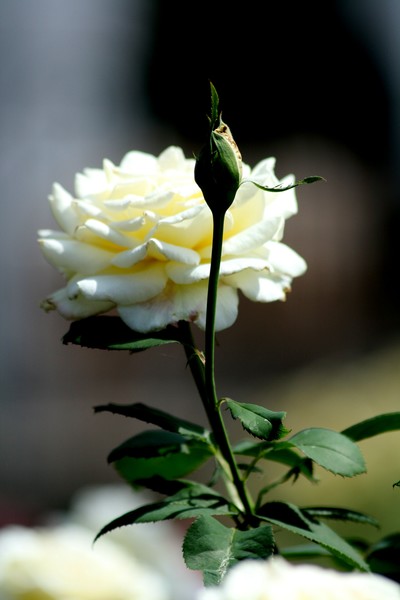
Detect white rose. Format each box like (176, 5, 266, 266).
(39, 146, 306, 332)
(197, 557, 400, 600)
(0, 522, 170, 600)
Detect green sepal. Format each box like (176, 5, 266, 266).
(209, 81, 220, 129)
(94, 481, 237, 542)
(257, 501, 369, 572)
(225, 399, 287, 441)
(109, 430, 213, 483)
(62, 316, 184, 351)
(183, 515, 274, 586)
(95, 402, 211, 442)
(342, 412, 400, 442)
(288, 428, 366, 477)
(248, 175, 325, 193)
(303, 506, 379, 528)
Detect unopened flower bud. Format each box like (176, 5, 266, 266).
(195, 89, 242, 215)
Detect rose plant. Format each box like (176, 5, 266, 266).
(39, 84, 400, 590)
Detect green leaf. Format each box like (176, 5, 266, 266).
(366, 533, 400, 579)
(95, 402, 211, 442)
(258, 501, 369, 572)
(63, 316, 184, 351)
(342, 412, 400, 442)
(288, 428, 366, 477)
(94, 482, 236, 542)
(234, 441, 315, 482)
(281, 543, 333, 560)
(225, 399, 287, 441)
(303, 506, 379, 528)
(263, 447, 316, 482)
(109, 430, 213, 483)
(233, 439, 273, 456)
(183, 515, 274, 586)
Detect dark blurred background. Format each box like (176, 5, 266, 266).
(1, 0, 399, 539)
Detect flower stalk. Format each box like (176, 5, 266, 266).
(194, 84, 255, 521)
(205, 210, 255, 519)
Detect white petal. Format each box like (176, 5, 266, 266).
(154, 205, 205, 227)
(112, 239, 200, 269)
(39, 238, 114, 274)
(166, 257, 267, 284)
(166, 262, 211, 284)
(266, 242, 307, 277)
(49, 183, 80, 235)
(148, 205, 211, 248)
(158, 146, 187, 170)
(146, 239, 200, 264)
(248, 157, 278, 186)
(79, 218, 136, 248)
(222, 218, 281, 255)
(73, 264, 167, 304)
(263, 181, 298, 220)
(111, 217, 145, 232)
(129, 190, 173, 208)
(73, 199, 103, 219)
(119, 150, 158, 175)
(111, 244, 148, 268)
(41, 286, 114, 319)
(214, 285, 239, 331)
(118, 282, 238, 332)
(38, 229, 70, 240)
(75, 168, 107, 198)
(225, 270, 290, 302)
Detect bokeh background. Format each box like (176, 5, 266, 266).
(1, 0, 399, 550)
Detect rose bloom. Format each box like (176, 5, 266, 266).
(39, 146, 306, 332)
(197, 557, 400, 600)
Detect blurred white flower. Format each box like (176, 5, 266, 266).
(0, 523, 167, 600)
(68, 484, 200, 599)
(197, 557, 400, 600)
(0, 485, 199, 600)
(39, 146, 306, 332)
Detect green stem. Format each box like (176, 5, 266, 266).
(204, 210, 255, 518)
(179, 212, 255, 519)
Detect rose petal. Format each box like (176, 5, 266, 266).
(39, 238, 114, 275)
(78, 218, 137, 248)
(118, 282, 238, 332)
(225, 269, 291, 302)
(119, 150, 158, 175)
(49, 183, 80, 235)
(166, 257, 267, 284)
(222, 218, 282, 255)
(266, 241, 307, 277)
(75, 168, 107, 198)
(113, 239, 200, 269)
(72, 264, 167, 304)
(41, 286, 114, 319)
